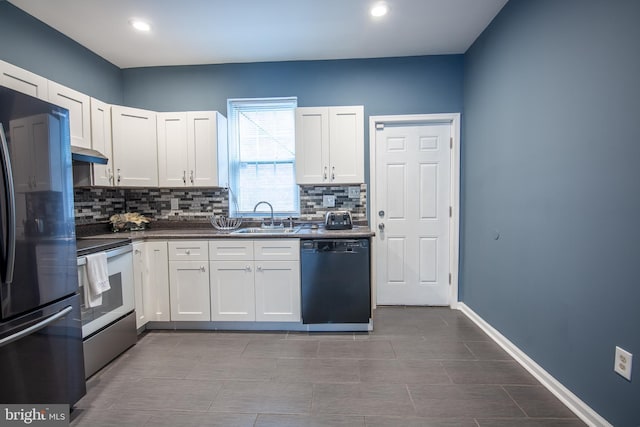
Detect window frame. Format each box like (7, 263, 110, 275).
(226, 97, 299, 218)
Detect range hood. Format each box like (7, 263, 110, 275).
(71, 146, 108, 164)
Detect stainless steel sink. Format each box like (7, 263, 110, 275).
(231, 227, 300, 234)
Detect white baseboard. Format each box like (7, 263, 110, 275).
(457, 303, 611, 427)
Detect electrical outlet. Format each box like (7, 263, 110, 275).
(323, 195, 336, 208)
(614, 346, 633, 381)
(348, 186, 360, 198)
(170, 198, 179, 210)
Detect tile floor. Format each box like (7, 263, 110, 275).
(70, 307, 586, 426)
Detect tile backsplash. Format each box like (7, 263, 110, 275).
(74, 185, 366, 225)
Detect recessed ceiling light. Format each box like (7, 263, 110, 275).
(129, 19, 151, 32)
(370, 2, 389, 17)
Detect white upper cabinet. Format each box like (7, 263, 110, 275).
(157, 111, 226, 187)
(89, 97, 113, 186)
(111, 105, 158, 187)
(157, 112, 189, 187)
(47, 81, 91, 149)
(295, 105, 364, 184)
(0, 60, 48, 100)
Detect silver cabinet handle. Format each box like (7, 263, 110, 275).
(331, 166, 335, 181)
(185, 249, 191, 255)
(323, 166, 328, 181)
(245, 265, 252, 272)
(190, 170, 194, 184)
(256, 266, 263, 272)
(108, 168, 113, 184)
(182, 170, 186, 184)
(378, 223, 385, 231)
(117, 168, 121, 184)
(200, 266, 206, 272)
(0, 306, 72, 348)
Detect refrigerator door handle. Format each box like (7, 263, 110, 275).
(0, 305, 73, 349)
(0, 123, 16, 284)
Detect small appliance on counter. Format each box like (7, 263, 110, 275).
(324, 210, 353, 230)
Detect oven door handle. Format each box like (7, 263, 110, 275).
(0, 305, 73, 349)
(77, 244, 132, 266)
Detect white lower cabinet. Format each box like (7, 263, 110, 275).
(209, 261, 256, 321)
(209, 239, 300, 322)
(254, 260, 301, 322)
(133, 241, 170, 330)
(168, 241, 210, 321)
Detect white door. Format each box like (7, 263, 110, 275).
(375, 122, 451, 305)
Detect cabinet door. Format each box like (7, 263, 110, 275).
(255, 260, 301, 322)
(157, 112, 189, 187)
(146, 241, 170, 322)
(48, 81, 91, 149)
(169, 260, 210, 321)
(187, 111, 220, 187)
(295, 107, 329, 184)
(90, 98, 114, 186)
(328, 106, 364, 184)
(133, 243, 147, 329)
(0, 60, 48, 100)
(210, 261, 255, 321)
(111, 105, 158, 187)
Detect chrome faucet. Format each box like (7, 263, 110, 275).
(253, 201, 276, 228)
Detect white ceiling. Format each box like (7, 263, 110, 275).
(9, 0, 508, 69)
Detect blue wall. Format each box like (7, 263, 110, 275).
(122, 55, 463, 185)
(462, 0, 640, 425)
(122, 56, 463, 115)
(0, 1, 123, 104)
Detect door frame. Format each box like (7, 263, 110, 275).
(368, 113, 461, 309)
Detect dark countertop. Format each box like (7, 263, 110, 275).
(78, 224, 374, 241)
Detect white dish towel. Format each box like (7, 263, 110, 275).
(84, 252, 110, 308)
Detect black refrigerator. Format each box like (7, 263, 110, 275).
(0, 86, 85, 406)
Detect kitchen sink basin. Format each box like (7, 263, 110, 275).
(231, 227, 300, 234)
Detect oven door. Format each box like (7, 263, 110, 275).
(77, 245, 134, 338)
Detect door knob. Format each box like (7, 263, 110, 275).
(378, 223, 385, 231)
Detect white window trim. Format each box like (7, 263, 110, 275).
(227, 97, 299, 218)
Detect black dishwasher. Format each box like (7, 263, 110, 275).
(301, 239, 371, 324)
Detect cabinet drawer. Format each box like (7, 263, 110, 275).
(254, 239, 299, 261)
(168, 241, 209, 261)
(209, 240, 254, 261)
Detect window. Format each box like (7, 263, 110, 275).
(227, 97, 299, 217)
